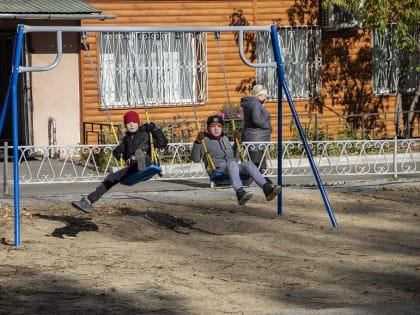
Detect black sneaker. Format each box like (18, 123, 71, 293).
(236, 189, 253, 205)
(71, 197, 92, 213)
(135, 149, 146, 172)
(263, 183, 282, 201)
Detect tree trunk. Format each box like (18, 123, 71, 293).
(406, 82, 420, 138)
(395, 92, 404, 138)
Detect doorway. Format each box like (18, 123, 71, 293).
(0, 31, 31, 147)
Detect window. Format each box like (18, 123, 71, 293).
(99, 32, 207, 108)
(321, 2, 362, 30)
(256, 26, 321, 99)
(373, 24, 419, 95)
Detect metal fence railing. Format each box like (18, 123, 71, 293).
(1, 139, 419, 190)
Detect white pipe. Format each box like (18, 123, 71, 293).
(48, 117, 57, 146)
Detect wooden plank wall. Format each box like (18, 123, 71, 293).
(81, 0, 399, 143)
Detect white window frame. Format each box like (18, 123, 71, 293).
(98, 31, 207, 108)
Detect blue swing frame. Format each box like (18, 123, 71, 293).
(6, 24, 338, 248)
(120, 164, 162, 186)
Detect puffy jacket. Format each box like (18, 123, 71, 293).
(112, 124, 168, 163)
(191, 134, 239, 169)
(240, 96, 272, 142)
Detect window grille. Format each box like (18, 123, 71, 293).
(99, 32, 207, 108)
(321, 3, 362, 30)
(256, 26, 321, 99)
(373, 24, 419, 95)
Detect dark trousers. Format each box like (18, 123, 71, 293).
(88, 162, 138, 203)
(249, 149, 267, 173)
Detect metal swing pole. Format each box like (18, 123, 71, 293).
(10, 25, 26, 246)
(269, 25, 338, 228)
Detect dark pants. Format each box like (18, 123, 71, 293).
(88, 162, 138, 203)
(249, 149, 267, 173)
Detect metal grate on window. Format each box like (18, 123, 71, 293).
(256, 26, 321, 100)
(372, 26, 398, 95)
(373, 24, 419, 95)
(99, 31, 207, 108)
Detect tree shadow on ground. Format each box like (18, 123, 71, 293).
(0, 265, 187, 315)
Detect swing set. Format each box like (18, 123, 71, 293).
(3, 24, 338, 247)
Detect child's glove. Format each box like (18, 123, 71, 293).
(196, 131, 205, 142)
(233, 131, 241, 142)
(144, 122, 157, 133)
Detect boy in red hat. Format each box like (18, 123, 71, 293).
(72, 110, 167, 213)
(191, 115, 281, 205)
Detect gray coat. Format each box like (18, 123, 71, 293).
(240, 96, 272, 142)
(191, 135, 239, 168)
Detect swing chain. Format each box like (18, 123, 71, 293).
(215, 31, 232, 106)
(200, 139, 216, 173)
(81, 32, 123, 167)
(126, 34, 160, 166)
(215, 32, 246, 163)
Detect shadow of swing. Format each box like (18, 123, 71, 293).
(118, 207, 220, 235)
(34, 214, 98, 238)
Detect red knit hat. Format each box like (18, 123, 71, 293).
(123, 111, 140, 125)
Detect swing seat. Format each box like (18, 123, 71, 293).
(121, 164, 162, 186)
(210, 171, 252, 187)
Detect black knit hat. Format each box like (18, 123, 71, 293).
(206, 115, 224, 128)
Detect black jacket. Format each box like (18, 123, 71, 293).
(112, 124, 168, 163)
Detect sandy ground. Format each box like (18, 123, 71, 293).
(0, 179, 419, 315)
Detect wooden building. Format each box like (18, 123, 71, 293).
(80, 0, 418, 142)
(0, 1, 418, 146)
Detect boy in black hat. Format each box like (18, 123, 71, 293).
(191, 115, 281, 205)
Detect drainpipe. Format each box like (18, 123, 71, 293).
(48, 117, 57, 158)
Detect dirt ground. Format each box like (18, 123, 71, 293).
(0, 180, 419, 315)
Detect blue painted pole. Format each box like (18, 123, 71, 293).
(269, 29, 283, 215)
(270, 25, 338, 228)
(11, 25, 25, 246)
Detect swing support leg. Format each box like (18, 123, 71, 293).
(270, 25, 338, 229)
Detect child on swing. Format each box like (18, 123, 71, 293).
(191, 115, 281, 205)
(72, 110, 168, 213)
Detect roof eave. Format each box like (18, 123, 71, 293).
(0, 14, 116, 20)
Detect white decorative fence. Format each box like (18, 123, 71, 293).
(1, 139, 419, 185)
